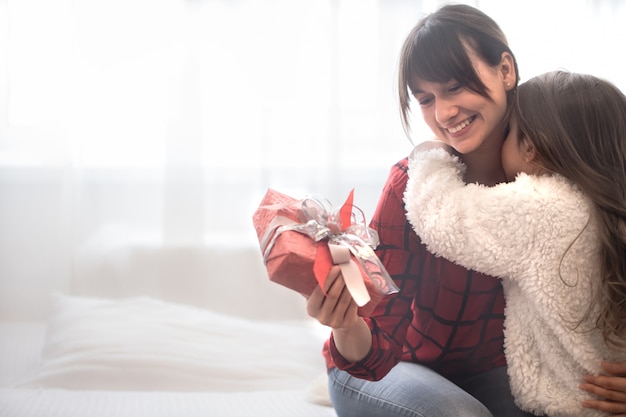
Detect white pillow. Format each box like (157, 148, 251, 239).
(18, 293, 328, 392)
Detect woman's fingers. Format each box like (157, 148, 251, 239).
(581, 397, 626, 416)
(601, 360, 626, 378)
(329, 280, 359, 328)
(306, 266, 358, 328)
(581, 361, 626, 415)
(581, 375, 626, 403)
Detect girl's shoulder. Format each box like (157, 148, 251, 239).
(507, 173, 585, 201)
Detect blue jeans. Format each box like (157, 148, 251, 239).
(328, 362, 536, 417)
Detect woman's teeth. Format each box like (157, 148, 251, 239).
(448, 117, 474, 134)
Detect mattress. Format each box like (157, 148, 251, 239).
(0, 295, 337, 417)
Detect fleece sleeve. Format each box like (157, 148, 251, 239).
(403, 148, 588, 281)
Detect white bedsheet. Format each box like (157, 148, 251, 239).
(0, 388, 336, 417)
(0, 296, 337, 417)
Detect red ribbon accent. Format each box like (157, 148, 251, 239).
(312, 189, 355, 293)
(339, 189, 354, 232)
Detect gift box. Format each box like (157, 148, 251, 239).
(251, 188, 398, 317)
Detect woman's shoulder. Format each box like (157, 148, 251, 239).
(393, 156, 410, 174)
(387, 157, 410, 187)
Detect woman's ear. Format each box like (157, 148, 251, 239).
(500, 52, 516, 91)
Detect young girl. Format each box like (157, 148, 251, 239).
(404, 70, 626, 417)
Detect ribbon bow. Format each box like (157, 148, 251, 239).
(260, 189, 398, 307)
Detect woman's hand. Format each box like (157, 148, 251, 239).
(306, 265, 359, 330)
(306, 266, 372, 362)
(581, 361, 626, 415)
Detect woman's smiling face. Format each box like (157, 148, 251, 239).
(410, 45, 511, 155)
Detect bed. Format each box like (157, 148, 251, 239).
(0, 244, 337, 417)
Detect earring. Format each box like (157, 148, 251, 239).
(506, 82, 511, 88)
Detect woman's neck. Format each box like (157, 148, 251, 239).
(461, 147, 507, 186)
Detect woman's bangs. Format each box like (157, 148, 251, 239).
(410, 27, 469, 85)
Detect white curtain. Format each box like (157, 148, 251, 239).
(1, 0, 625, 319)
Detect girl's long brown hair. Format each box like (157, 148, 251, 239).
(515, 71, 626, 348)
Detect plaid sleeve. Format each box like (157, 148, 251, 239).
(327, 159, 423, 380)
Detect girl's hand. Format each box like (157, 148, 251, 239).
(412, 140, 458, 157)
(581, 361, 626, 416)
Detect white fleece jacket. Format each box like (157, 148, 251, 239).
(404, 148, 625, 417)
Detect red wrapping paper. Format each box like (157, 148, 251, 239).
(252, 188, 386, 317)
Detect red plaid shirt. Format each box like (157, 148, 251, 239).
(323, 158, 507, 380)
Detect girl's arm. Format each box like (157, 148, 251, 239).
(404, 146, 587, 280)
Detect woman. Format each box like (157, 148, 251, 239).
(305, 4, 626, 417)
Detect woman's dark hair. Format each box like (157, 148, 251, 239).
(398, 4, 519, 135)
